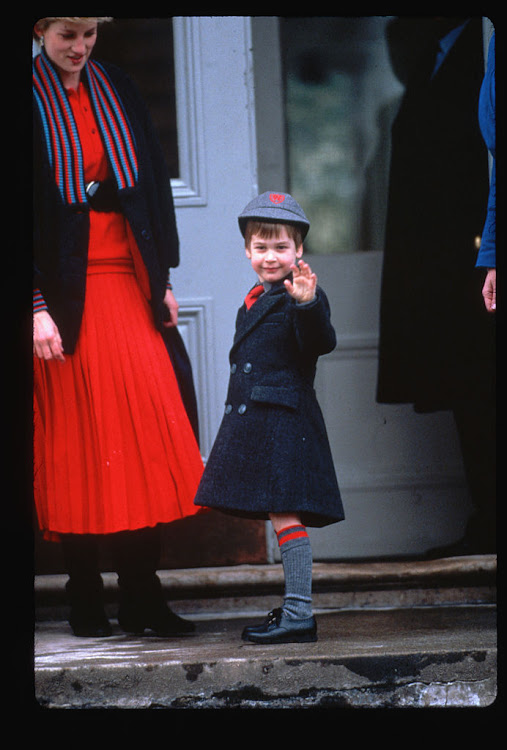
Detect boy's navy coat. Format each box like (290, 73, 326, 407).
(194, 281, 344, 527)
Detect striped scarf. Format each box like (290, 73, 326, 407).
(33, 50, 138, 206)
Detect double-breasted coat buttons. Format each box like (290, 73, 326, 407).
(226, 362, 253, 414)
(230, 361, 253, 374)
(224, 403, 248, 415)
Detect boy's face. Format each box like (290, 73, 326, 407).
(246, 226, 303, 284)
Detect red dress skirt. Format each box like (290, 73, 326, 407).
(33, 83, 204, 539)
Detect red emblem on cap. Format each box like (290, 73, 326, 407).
(269, 193, 285, 204)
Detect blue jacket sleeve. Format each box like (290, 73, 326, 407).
(476, 33, 495, 268)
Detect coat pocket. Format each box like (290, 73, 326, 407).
(250, 385, 299, 410)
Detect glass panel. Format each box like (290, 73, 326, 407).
(281, 17, 403, 254)
(94, 18, 179, 178)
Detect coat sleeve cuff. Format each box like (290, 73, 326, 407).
(33, 289, 48, 313)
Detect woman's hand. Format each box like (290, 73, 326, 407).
(284, 260, 317, 304)
(33, 311, 65, 361)
(162, 287, 179, 327)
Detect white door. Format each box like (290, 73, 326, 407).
(258, 16, 473, 561)
(157, 16, 274, 566)
(170, 17, 259, 462)
(172, 16, 472, 564)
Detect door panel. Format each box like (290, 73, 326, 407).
(162, 17, 268, 566)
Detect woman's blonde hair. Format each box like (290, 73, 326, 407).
(33, 17, 113, 39)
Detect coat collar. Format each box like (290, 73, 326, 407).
(232, 280, 287, 351)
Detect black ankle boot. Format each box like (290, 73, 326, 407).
(118, 573, 195, 636)
(65, 576, 112, 638)
(62, 534, 112, 638)
(113, 527, 195, 636)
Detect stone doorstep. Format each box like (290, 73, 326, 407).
(34, 556, 497, 708)
(34, 603, 498, 709)
(35, 554, 497, 619)
(35, 623, 498, 709)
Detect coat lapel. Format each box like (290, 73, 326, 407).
(232, 284, 286, 352)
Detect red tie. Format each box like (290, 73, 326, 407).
(244, 283, 264, 309)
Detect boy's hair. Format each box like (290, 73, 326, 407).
(244, 220, 304, 248)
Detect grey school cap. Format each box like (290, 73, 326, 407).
(238, 191, 310, 238)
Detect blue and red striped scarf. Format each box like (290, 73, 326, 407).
(33, 50, 138, 206)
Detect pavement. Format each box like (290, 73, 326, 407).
(31, 556, 497, 711)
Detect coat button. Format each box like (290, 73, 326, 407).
(238, 404, 247, 415)
(225, 404, 232, 414)
(243, 362, 252, 373)
(230, 364, 237, 374)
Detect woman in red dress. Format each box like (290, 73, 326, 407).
(33, 18, 204, 636)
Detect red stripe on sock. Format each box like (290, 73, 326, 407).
(279, 530, 308, 544)
(276, 525, 308, 546)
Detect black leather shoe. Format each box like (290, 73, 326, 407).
(241, 608, 317, 644)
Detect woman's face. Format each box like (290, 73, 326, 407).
(37, 19, 98, 88)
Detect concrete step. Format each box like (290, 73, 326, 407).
(34, 605, 496, 709)
(33, 555, 497, 709)
(35, 554, 497, 620)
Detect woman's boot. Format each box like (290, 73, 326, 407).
(113, 527, 195, 636)
(62, 534, 112, 637)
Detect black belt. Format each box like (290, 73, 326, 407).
(85, 179, 121, 212)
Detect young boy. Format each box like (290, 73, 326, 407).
(194, 192, 344, 643)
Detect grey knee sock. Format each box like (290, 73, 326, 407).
(277, 524, 313, 620)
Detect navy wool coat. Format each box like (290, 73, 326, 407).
(33, 59, 199, 438)
(194, 282, 344, 527)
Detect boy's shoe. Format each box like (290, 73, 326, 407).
(241, 608, 317, 644)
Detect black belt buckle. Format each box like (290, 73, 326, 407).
(85, 180, 121, 212)
(85, 181, 100, 200)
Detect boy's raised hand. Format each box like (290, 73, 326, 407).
(284, 260, 317, 304)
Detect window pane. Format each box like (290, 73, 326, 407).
(94, 18, 179, 178)
(281, 17, 403, 254)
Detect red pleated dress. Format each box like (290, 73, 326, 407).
(33, 82, 204, 540)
